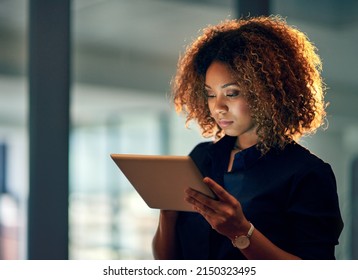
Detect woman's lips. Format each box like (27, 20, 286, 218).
(218, 120, 233, 128)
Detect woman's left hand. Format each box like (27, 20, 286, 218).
(185, 177, 249, 240)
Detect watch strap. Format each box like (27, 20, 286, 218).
(246, 222, 254, 238)
(232, 222, 254, 248)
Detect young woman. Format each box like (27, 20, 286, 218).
(152, 15, 343, 260)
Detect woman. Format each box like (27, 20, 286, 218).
(152, 15, 343, 260)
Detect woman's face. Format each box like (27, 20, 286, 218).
(205, 61, 258, 146)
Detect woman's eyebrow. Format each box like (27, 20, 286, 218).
(204, 82, 237, 89)
(222, 82, 238, 88)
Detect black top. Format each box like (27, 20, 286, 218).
(176, 135, 344, 259)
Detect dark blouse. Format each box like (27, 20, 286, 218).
(176, 135, 344, 259)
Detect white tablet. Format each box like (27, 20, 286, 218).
(110, 154, 216, 212)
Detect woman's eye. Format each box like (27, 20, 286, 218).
(205, 92, 216, 98)
(225, 91, 240, 98)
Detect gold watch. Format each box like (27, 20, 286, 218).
(232, 223, 254, 249)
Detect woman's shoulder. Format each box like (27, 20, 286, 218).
(192, 140, 214, 150)
(285, 142, 327, 163)
(187, 141, 215, 176)
(189, 135, 236, 157)
(189, 140, 213, 160)
(277, 141, 334, 176)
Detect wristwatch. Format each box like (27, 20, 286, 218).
(232, 223, 254, 249)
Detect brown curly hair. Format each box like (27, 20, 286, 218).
(172, 15, 327, 154)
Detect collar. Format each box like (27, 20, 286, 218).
(208, 135, 262, 173)
(231, 144, 262, 172)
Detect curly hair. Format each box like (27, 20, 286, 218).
(172, 15, 327, 154)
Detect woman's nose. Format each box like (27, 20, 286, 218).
(214, 96, 228, 114)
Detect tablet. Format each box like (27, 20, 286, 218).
(110, 154, 216, 212)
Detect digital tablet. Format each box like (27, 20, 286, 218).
(110, 154, 216, 212)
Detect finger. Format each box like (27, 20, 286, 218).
(193, 204, 213, 217)
(203, 177, 237, 204)
(185, 187, 217, 210)
(185, 190, 217, 218)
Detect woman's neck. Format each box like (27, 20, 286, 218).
(235, 135, 258, 151)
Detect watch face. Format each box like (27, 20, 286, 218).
(234, 236, 250, 249)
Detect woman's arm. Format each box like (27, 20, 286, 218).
(152, 210, 179, 259)
(185, 177, 301, 260)
(238, 225, 301, 260)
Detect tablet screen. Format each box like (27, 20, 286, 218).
(111, 154, 215, 211)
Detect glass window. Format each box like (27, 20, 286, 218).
(0, 0, 28, 260)
(69, 0, 229, 259)
(69, 97, 203, 259)
(351, 157, 358, 259)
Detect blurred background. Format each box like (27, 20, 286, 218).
(0, 0, 357, 260)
